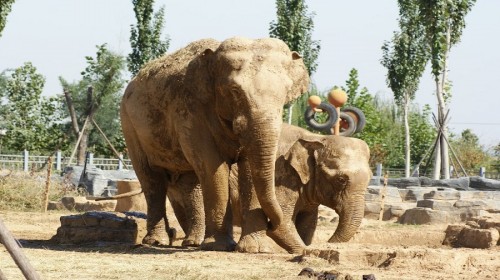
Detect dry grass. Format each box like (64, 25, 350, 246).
(0, 170, 78, 211)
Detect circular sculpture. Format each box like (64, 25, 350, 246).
(341, 106, 366, 133)
(304, 102, 338, 133)
(338, 112, 356, 137)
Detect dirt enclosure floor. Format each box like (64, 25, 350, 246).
(1, 210, 499, 280)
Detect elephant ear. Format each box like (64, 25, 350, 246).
(184, 42, 219, 104)
(285, 51, 310, 104)
(284, 138, 324, 185)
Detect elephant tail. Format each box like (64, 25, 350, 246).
(94, 189, 143, 201)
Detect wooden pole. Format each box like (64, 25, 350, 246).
(379, 172, 388, 221)
(67, 116, 89, 165)
(333, 107, 341, 135)
(42, 156, 53, 212)
(0, 218, 41, 280)
(91, 119, 130, 169)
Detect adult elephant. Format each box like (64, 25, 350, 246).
(121, 37, 309, 251)
(234, 124, 371, 253)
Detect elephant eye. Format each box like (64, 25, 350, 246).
(335, 174, 349, 189)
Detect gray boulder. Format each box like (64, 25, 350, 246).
(423, 189, 460, 200)
(399, 187, 437, 202)
(398, 207, 456, 225)
(417, 199, 454, 211)
(469, 176, 500, 191)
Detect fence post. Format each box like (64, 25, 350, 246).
(56, 150, 62, 171)
(89, 153, 94, 166)
(118, 153, 123, 171)
(23, 150, 29, 172)
(412, 165, 419, 177)
(376, 163, 383, 177)
(479, 167, 486, 178)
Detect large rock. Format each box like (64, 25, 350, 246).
(365, 186, 402, 203)
(62, 165, 137, 197)
(423, 189, 460, 200)
(469, 176, 500, 191)
(398, 207, 456, 225)
(52, 211, 147, 244)
(386, 177, 420, 188)
(457, 227, 499, 249)
(430, 177, 470, 190)
(416, 199, 454, 211)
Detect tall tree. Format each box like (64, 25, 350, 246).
(60, 44, 126, 165)
(270, 0, 320, 123)
(1, 62, 65, 153)
(417, 0, 476, 179)
(381, 0, 428, 177)
(0, 0, 15, 38)
(128, 0, 170, 76)
(269, 0, 320, 76)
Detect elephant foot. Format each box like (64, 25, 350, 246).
(236, 232, 275, 253)
(199, 235, 236, 251)
(267, 223, 305, 254)
(142, 232, 169, 246)
(181, 235, 203, 247)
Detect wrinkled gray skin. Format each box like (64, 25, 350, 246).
(121, 37, 309, 251)
(234, 124, 371, 253)
(168, 124, 371, 253)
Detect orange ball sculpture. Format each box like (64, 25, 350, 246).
(328, 89, 348, 107)
(308, 95, 322, 108)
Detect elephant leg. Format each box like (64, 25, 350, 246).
(139, 171, 170, 246)
(295, 208, 318, 246)
(177, 172, 205, 247)
(236, 157, 276, 253)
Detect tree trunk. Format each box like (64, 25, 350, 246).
(403, 95, 410, 178)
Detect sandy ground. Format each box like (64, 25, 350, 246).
(1, 209, 499, 280)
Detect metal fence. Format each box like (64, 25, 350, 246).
(372, 164, 500, 180)
(0, 151, 132, 172)
(1, 151, 498, 180)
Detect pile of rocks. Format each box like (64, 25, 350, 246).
(51, 211, 147, 244)
(364, 184, 500, 224)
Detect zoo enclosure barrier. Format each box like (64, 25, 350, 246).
(372, 163, 500, 180)
(0, 151, 498, 180)
(0, 150, 132, 172)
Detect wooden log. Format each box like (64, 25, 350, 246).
(0, 218, 41, 280)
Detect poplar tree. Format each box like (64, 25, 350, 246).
(269, 0, 320, 124)
(381, 0, 428, 177)
(128, 0, 170, 76)
(417, 0, 476, 179)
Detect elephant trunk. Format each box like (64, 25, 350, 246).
(245, 117, 283, 230)
(328, 193, 365, 243)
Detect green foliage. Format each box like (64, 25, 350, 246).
(59, 44, 126, 157)
(417, 0, 476, 80)
(0, 0, 15, 38)
(381, 0, 428, 105)
(269, 0, 320, 76)
(128, 0, 170, 76)
(408, 104, 436, 165)
(1, 62, 65, 153)
(450, 129, 492, 173)
(492, 143, 500, 173)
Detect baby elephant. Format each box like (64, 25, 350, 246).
(233, 123, 371, 253)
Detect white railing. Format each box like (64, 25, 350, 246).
(0, 150, 132, 171)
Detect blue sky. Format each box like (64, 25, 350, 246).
(1, 0, 499, 148)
